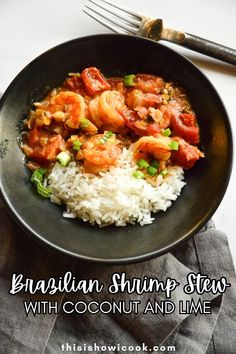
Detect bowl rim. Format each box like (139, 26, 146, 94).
(0, 33, 233, 264)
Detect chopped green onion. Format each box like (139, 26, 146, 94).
(30, 168, 45, 184)
(132, 171, 145, 179)
(100, 137, 107, 144)
(163, 128, 171, 137)
(72, 140, 82, 151)
(137, 158, 150, 169)
(30, 168, 51, 198)
(68, 72, 81, 77)
(36, 183, 52, 198)
(160, 169, 168, 176)
(56, 151, 71, 167)
(151, 160, 159, 169)
(100, 131, 114, 144)
(169, 141, 179, 151)
(37, 167, 46, 175)
(80, 118, 90, 129)
(147, 166, 158, 176)
(105, 131, 114, 139)
(124, 74, 136, 86)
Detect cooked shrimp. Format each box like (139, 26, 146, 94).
(28, 108, 51, 128)
(89, 90, 126, 132)
(88, 96, 103, 128)
(127, 90, 162, 109)
(134, 74, 165, 94)
(133, 135, 172, 162)
(48, 91, 86, 129)
(82, 133, 121, 173)
(125, 90, 169, 132)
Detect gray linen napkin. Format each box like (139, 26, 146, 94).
(0, 197, 236, 354)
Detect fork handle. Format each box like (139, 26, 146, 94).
(163, 30, 236, 65)
(183, 33, 236, 65)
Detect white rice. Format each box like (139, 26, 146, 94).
(48, 148, 185, 227)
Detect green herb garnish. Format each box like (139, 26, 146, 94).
(72, 140, 82, 151)
(56, 151, 71, 167)
(132, 171, 145, 179)
(100, 131, 114, 144)
(151, 160, 159, 169)
(68, 72, 81, 77)
(169, 141, 179, 151)
(36, 182, 52, 198)
(163, 128, 171, 137)
(124, 74, 136, 87)
(160, 169, 168, 176)
(147, 166, 158, 176)
(30, 168, 51, 198)
(80, 118, 90, 129)
(30, 168, 45, 184)
(137, 158, 149, 169)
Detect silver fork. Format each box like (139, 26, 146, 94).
(83, 0, 236, 66)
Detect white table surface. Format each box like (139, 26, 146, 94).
(1, 0, 236, 267)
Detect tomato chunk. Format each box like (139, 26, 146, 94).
(171, 138, 204, 169)
(107, 78, 126, 95)
(63, 76, 86, 96)
(171, 113, 200, 144)
(28, 128, 42, 147)
(81, 67, 111, 96)
(28, 129, 65, 164)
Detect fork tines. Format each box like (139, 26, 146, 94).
(83, 0, 142, 35)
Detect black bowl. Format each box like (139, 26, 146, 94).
(0, 34, 233, 263)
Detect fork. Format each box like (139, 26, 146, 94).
(83, 0, 236, 66)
